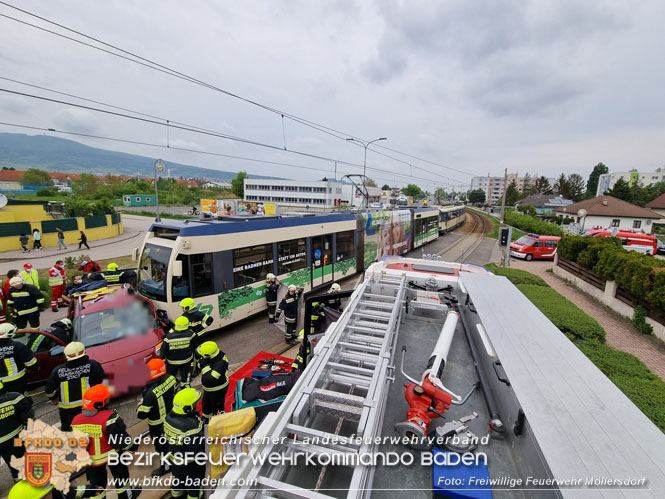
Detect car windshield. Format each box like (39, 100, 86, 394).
(515, 236, 536, 246)
(138, 243, 171, 302)
(76, 300, 154, 348)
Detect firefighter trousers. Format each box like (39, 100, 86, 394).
(171, 460, 205, 499)
(148, 422, 168, 454)
(2, 376, 26, 395)
(267, 302, 277, 323)
(284, 319, 297, 341)
(59, 406, 82, 432)
(15, 311, 40, 330)
(202, 388, 227, 419)
(86, 461, 136, 499)
(166, 361, 193, 388)
(0, 441, 25, 481)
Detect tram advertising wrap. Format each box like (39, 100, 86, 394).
(363, 210, 412, 267)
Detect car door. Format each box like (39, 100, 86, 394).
(14, 330, 68, 384)
(532, 240, 543, 258)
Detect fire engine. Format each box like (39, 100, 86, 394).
(585, 228, 658, 255)
(509, 233, 561, 260)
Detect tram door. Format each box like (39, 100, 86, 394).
(311, 234, 333, 288)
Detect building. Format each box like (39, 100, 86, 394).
(471, 173, 557, 205)
(0, 170, 23, 191)
(122, 194, 156, 207)
(244, 179, 350, 209)
(514, 193, 573, 215)
(555, 195, 661, 234)
(596, 169, 665, 196)
(645, 192, 665, 225)
(202, 180, 232, 189)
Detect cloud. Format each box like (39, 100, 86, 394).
(52, 108, 99, 134)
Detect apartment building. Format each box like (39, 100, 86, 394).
(244, 179, 350, 209)
(471, 173, 557, 205)
(596, 169, 665, 196)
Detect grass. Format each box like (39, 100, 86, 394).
(468, 207, 525, 241)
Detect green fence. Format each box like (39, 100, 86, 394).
(0, 222, 32, 238)
(84, 216, 108, 229)
(42, 218, 78, 233)
(111, 213, 121, 225)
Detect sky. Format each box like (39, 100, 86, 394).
(1, 0, 664, 191)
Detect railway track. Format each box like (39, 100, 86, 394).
(436, 211, 488, 262)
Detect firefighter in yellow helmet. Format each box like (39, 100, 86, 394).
(164, 388, 205, 499)
(196, 341, 229, 420)
(159, 316, 196, 388)
(179, 297, 213, 346)
(9, 480, 105, 498)
(100, 262, 124, 284)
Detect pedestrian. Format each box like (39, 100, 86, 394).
(277, 284, 300, 344)
(136, 358, 177, 477)
(196, 341, 229, 421)
(20, 263, 40, 289)
(163, 388, 205, 499)
(56, 227, 67, 250)
(0, 323, 38, 394)
(159, 316, 195, 388)
(179, 297, 214, 345)
(32, 228, 42, 250)
(72, 384, 141, 499)
(0, 379, 34, 482)
(19, 233, 30, 253)
(78, 230, 90, 250)
(265, 273, 280, 323)
(7, 276, 45, 332)
(46, 342, 105, 432)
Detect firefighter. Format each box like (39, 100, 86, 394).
(159, 316, 195, 388)
(196, 341, 229, 420)
(328, 282, 343, 311)
(0, 379, 33, 481)
(19, 263, 40, 289)
(100, 263, 124, 283)
(0, 323, 37, 394)
(265, 273, 280, 323)
(72, 384, 141, 499)
(179, 297, 213, 344)
(26, 317, 73, 353)
(48, 266, 65, 312)
(277, 284, 300, 344)
(164, 387, 205, 499)
(7, 276, 45, 331)
(45, 342, 105, 432)
(9, 480, 106, 499)
(291, 329, 311, 372)
(136, 358, 177, 477)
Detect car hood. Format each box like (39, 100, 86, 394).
(84, 328, 162, 364)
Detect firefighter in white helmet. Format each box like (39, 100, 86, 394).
(277, 284, 301, 344)
(265, 273, 280, 323)
(0, 323, 37, 394)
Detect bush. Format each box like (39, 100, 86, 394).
(485, 263, 548, 287)
(36, 187, 58, 197)
(504, 210, 563, 236)
(516, 283, 606, 342)
(632, 306, 654, 335)
(517, 204, 537, 216)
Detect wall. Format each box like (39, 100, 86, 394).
(581, 214, 654, 234)
(0, 203, 53, 223)
(0, 214, 123, 251)
(553, 258, 665, 342)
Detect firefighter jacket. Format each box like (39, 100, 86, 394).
(163, 411, 204, 464)
(0, 338, 37, 385)
(200, 352, 229, 393)
(19, 269, 39, 288)
(100, 270, 124, 283)
(278, 291, 299, 322)
(7, 284, 45, 316)
(72, 409, 134, 466)
(27, 321, 71, 352)
(136, 374, 177, 426)
(182, 308, 213, 338)
(0, 390, 34, 445)
(265, 282, 280, 305)
(48, 267, 64, 287)
(291, 341, 311, 372)
(45, 356, 105, 409)
(159, 328, 195, 365)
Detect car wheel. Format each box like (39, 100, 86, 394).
(525, 254, 533, 261)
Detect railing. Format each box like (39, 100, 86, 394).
(557, 257, 605, 290)
(615, 286, 665, 326)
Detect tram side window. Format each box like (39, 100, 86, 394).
(191, 253, 213, 297)
(233, 245, 274, 287)
(336, 230, 355, 262)
(172, 255, 190, 299)
(278, 239, 307, 274)
(415, 218, 424, 235)
(426, 216, 438, 232)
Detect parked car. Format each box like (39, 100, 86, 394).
(657, 238, 665, 255)
(585, 228, 658, 256)
(15, 284, 166, 395)
(510, 233, 561, 261)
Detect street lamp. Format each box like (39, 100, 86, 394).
(577, 208, 588, 234)
(154, 159, 166, 222)
(346, 137, 387, 179)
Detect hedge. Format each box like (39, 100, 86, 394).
(504, 210, 563, 236)
(487, 262, 665, 432)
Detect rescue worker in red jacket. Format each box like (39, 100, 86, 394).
(72, 384, 141, 499)
(48, 266, 64, 312)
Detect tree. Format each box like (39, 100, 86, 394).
(553, 174, 570, 198)
(401, 184, 425, 199)
(365, 178, 377, 187)
(321, 177, 328, 181)
(629, 181, 649, 207)
(72, 173, 100, 196)
(381, 184, 390, 191)
(231, 171, 247, 198)
(534, 176, 553, 194)
(468, 189, 486, 204)
(606, 178, 631, 201)
(20, 168, 52, 186)
(433, 187, 447, 204)
(505, 179, 521, 205)
(2, 166, 16, 170)
(567, 173, 586, 201)
(586, 162, 608, 197)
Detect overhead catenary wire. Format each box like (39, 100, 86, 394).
(0, 1, 472, 179)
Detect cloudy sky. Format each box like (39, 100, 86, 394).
(1, 0, 664, 190)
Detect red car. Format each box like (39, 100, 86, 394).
(14, 284, 165, 395)
(585, 228, 658, 256)
(510, 234, 561, 261)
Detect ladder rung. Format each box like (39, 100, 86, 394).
(362, 293, 396, 300)
(285, 442, 356, 464)
(312, 388, 365, 406)
(328, 372, 371, 388)
(337, 351, 378, 365)
(345, 333, 384, 345)
(285, 424, 361, 449)
(256, 476, 333, 499)
(328, 362, 375, 376)
(347, 325, 387, 335)
(338, 341, 382, 354)
(312, 399, 363, 421)
(359, 300, 395, 310)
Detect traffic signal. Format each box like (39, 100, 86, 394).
(500, 228, 509, 246)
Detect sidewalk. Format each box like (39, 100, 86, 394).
(511, 259, 665, 381)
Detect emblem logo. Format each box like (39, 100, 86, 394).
(25, 453, 52, 487)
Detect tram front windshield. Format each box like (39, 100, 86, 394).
(138, 243, 172, 302)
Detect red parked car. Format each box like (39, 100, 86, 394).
(14, 284, 165, 395)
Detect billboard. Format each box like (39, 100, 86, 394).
(237, 201, 276, 215)
(201, 199, 237, 216)
(362, 210, 412, 267)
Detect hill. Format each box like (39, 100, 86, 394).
(0, 133, 277, 181)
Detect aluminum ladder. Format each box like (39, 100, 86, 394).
(232, 272, 407, 499)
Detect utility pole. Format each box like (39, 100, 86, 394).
(499, 168, 508, 223)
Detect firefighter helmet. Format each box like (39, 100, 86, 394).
(266, 273, 275, 282)
(9, 276, 24, 287)
(174, 316, 190, 331)
(288, 284, 296, 292)
(64, 342, 86, 360)
(9, 480, 54, 499)
(82, 384, 110, 411)
(172, 387, 201, 415)
(23, 263, 33, 270)
(147, 358, 167, 380)
(197, 341, 219, 359)
(60, 318, 73, 330)
(297, 329, 305, 341)
(107, 263, 119, 271)
(329, 283, 341, 293)
(0, 323, 17, 338)
(180, 297, 196, 311)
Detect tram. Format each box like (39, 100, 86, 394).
(437, 203, 466, 233)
